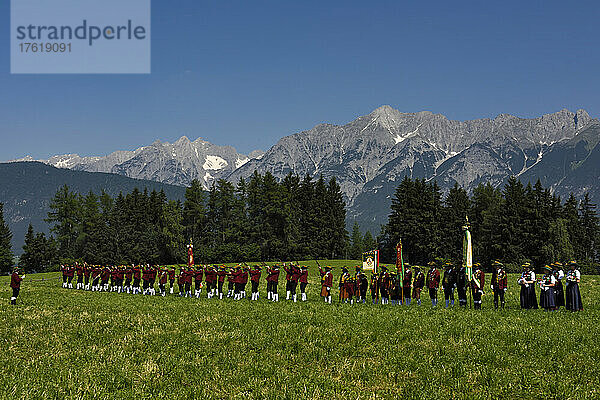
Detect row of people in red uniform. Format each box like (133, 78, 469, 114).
(56, 260, 583, 311)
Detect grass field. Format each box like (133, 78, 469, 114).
(1, 260, 599, 399)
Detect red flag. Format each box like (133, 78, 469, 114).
(187, 242, 194, 267)
(396, 240, 404, 281)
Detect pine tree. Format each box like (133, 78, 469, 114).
(45, 185, 81, 260)
(350, 222, 363, 260)
(183, 179, 206, 247)
(363, 231, 376, 254)
(579, 194, 599, 261)
(0, 203, 15, 273)
(20, 224, 36, 273)
(441, 183, 471, 261)
(471, 182, 503, 263)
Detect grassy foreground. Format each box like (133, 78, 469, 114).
(1, 261, 599, 399)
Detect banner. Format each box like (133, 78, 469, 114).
(462, 217, 478, 286)
(362, 250, 379, 273)
(396, 240, 404, 281)
(187, 241, 194, 267)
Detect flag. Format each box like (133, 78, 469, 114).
(462, 217, 479, 286)
(362, 250, 379, 273)
(396, 240, 404, 281)
(187, 240, 194, 267)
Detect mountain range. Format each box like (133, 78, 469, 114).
(5, 106, 600, 236)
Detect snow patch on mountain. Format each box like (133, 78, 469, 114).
(203, 155, 228, 170)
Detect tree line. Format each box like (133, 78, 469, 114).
(14, 172, 348, 272)
(379, 176, 600, 272)
(2, 173, 599, 274)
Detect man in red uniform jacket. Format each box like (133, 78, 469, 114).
(299, 266, 309, 302)
(267, 265, 280, 302)
(217, 266, 227, 299)
(124, 265, 133, 294)
(250, 265, 261, 301)
(471, 264, 485, 310)
(132, 265, 142, 294)
(75, 263, 84, 290)
(205, 265, 218, 299)
(194, 266, 204, 298)
(283, 264, 293, 300)
(402, 264, 412, 305)
(168, 267, 176, 294)
(83, 264, 92, 291)
(158, 268, 169, 297)
(426, 261, 441, 307)
(10, 267, 25, 305)
(66, 265, 75, 289)
(491, 261, 507, 309)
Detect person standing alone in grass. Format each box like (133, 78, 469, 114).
(10, 267, 24, 305)
(426, 261, 440, 307)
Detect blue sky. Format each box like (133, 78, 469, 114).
(1, 0, 599, 160)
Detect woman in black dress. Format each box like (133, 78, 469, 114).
(565, 261, 583, 312)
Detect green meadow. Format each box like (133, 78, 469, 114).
(1, 260, 598, 399)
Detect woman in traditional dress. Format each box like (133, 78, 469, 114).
(539, 265, 556, 311)
(565, 261, 583, 312)
(552, 262, 565, 309)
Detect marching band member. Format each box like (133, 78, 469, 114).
(83, 263, 91, 291)
(217, 265, 226, 299)
(442, 262, 456, 308)
(491, 261, 507, 309)
(426, 261, 440, 307)
(471, 263, 485, 309)
(267, 264, 280, 302)
(250, 265, 262, 301)
(75, 263, 84, 290)
(565, 261, 583, 312)
(369, 271, 378, 304)
(299, 266, 309, 302)
(456, 264, 467, 307)
(124, 265, 133, 294)
(168, 267, 176, 295)
(412, 266, 425, 305)
(378, 266, 390, 305)
(194, 266, 204, 298)
(158, 268, 168, 297)
(402, 264, 412, 306)
(320, 266, 333, 304)
(10, 267, 24, 305)
(355, 267, 368, 303)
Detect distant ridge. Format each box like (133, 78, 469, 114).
(0, 162, 187, 254)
